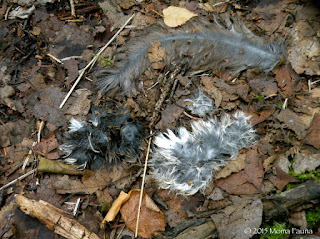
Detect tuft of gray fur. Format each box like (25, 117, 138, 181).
(185, 89, 215, 117)
(59, 107, 143, 169)
(95, 16, 285, 95)
(149, 111, 256, 195)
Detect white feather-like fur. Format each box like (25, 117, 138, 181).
(150, 111, 256, 195)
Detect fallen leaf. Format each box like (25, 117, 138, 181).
(268, 166, 298, 191)
(215, 154, 246, 179)
(305, 113, 320, 149)
(276, 109, 310, 139)
(101, 191, 130, 227)
(33, 133, 59, 154)
(243, 146, 264, 190)
(275, 65, 295, 98)
(120, 190, 166, 238)
(292, 150, 320, 175)
(148, 40, 166, 70)
(211, 198, 263, 239)
(163, 6, 197, 28)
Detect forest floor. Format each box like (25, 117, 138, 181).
(0, 0, 320, 238)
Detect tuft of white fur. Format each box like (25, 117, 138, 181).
(69, 118, 86, 133)
(150, 111, 256, 196)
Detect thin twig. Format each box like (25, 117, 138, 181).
(282, 98, 288, 109)
(135, 134, 152, 237)
(47, 53, 63, 64)
(73, 197, 81, 216)
(59, 14, 135, 109)
(70, 0, 76, 17)
(0, 169, 36, 191)
(22, 141, 37, 171)
(37, 121, 45, 143)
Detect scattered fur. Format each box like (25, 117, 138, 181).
(150, 111, 256, 195)
(185, 89, 215, 117)
(95, 15, 284, 95)
(59, 107, 143, 169)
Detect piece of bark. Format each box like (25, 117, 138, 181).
(263, 179, 320, 221)
(15, 194, 100, 239)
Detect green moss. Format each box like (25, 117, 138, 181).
(95, 54, 114, 67)
(289, 169, 320, 182)
(252, 94, 265, 101)
(261, 222, 289, 239)
(306, 207, 320, 229)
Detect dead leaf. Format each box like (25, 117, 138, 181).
(54, 166, 136, 194)
(33, 133, 59, 154)
(216, 147, 264, 194)
(268, 166, 298, 191)
(215, 154, 246, 179)
(163, 6, 197, 28)
(275, 65, 295, 98)
(38, 156, 88, 175)
(155, 103, 185, 130)
(211, 198, 263, 239)
(120, 190, 166, 238)
(276, 109, 310, 139)
(148, 40, 166, 70)
(101, 191, 130, 227)
(305, 113, 320, 149)
(292, 150, 320, 175)
(244, 146, 264, 190)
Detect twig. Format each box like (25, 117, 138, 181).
(282, 98, 288, 109)
(37, 121, 45, 143)
(135, 134, 152, 237)
(70, 0, 76, 17)
(73, 197, 81, 216)
(22, 141, 37, 171)
(0, 169, 36, 191)
(183, 111, 201, 120)
(47, 53, 63, 64)
(211, 0, 231, 7)
(59, 14, 135, 109)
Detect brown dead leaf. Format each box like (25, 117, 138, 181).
(120, 190, 166, 238)
(211, 198, 263, 239)
(33, 133, 59, 154)
(276, 109, 310, 139)
(268, 166, 298, 191)
(101, 191, 130, 227)
(215, 154, 246, 179)
(148, 40, 166, 70)
(163, 6, 197, 28)
(155, 103, 185, 130)
(305, 113, 320, 149)
(216, 171, 260, 195)
(244, 146, 264, 190)
(216, 147, 264, 194)
(54, 166, 135, 194)
(275, 65, 294, 98)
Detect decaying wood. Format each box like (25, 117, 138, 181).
(15, 194, 100, 239)
(263, 179, 320, 221)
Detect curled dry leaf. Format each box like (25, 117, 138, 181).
(163, 6, 198, 28)
(101, 191, 130, 227)
(120, 190, 166, 238)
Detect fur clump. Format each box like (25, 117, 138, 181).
(150, 111, 256, 195)
(185, 89, 215, 117)
(59, 107, 143, 169)
(95, 15, 285, 95)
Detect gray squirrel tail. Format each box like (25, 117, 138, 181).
(95, 48, 150, 95)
